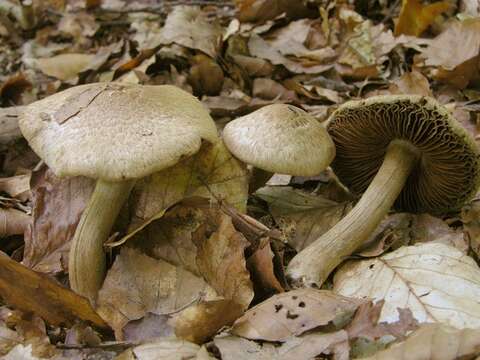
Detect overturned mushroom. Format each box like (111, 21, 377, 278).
(287, 95, 480, 287)
(223, 104, 335, 190)
(19, 83, 218, 302)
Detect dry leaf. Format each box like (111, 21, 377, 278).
(0, 106, 24, 146)
(0, 320, 22, 355)
(189, 54, 224, 96)
(388, 70, 432, 96)
(231, 289, 363, 341)
(96, 247, 218, 337)
(129, 200, 254, 310)
(32, 53, 96, 81)
(462, 199, 480, 257)
(174, 300, 244, 344)
(255, 187, 350, 251)
(23, 167, 94, 274)
(130, 338, 214, 360)
(0, 208, 30, 237)
(247, 243, 284, 300)
(394, 0, 450, 36)
(214, 332, 349, 360)
(126, 140, 248, 241)
(235, 0, 310, 23)
(334, 243, 480, 328)
(0, 251, 106, 328)
(248, 34, 332, 74)
(361, 323, 480, 360)
(160, 6, 223, 58)
(422, 18, 480, 69)
(0, 174, 30, 201)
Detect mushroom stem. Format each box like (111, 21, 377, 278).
(69, 179, 135, 303)
(286, 140, 419, 288)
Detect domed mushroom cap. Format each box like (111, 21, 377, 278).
(19, 83, 218, 181)
(223, 104, 335, 176)
(327, 95, 480, 213)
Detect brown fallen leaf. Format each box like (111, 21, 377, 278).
(394, 0, 450, 36)
(0, 208, 30, 237)
(159, 6, 223, 58)
(388, 70, 432, 96)
(247, 243, 284, 300)
(189, 54, 224, 96)
(346, 301, 418, 342)
(0, 320, 22, 355)
(96, 247, 218, 338)
(252, 78, 298, 102)
(361, 323, 480, 360)
(125, 338, 214, 360)
(214, 331, 349, 360)
(255, 186, 350, 251)
(125, 140, 248, 243)
(235, 0, 310, 23)
(0, 73, 32, 106)
(0, 173, 30, 201)
(174, 300, 244, 344)
(23, 167, 94, 274)
(0, 251, 107, 328)
(231, 289, 364, 341)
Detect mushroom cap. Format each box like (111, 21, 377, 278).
(19, 83, 219, 181)
(327, 95, 480, 213)
(222, 104, 335, 176)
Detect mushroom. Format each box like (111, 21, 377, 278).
(222, 104, 335, 190)
(286, 95, 480, 287)
(19, 83, 218, 302)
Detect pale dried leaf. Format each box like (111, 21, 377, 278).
(231, 289, 363, 341)
(160, 6, 223, 58)
(0, 106, 23, 146)
(334, 243, 480, 328)
(255, 187, 350, 251)
(0, 174, 30, 201)
(214, 331, 349, 360)
(96, 247, 218, 337)
(248, 34, 332, 74)
(3, 344, 38, 360)
(462, 199, 480, 257)
(0, 321, 22, 355)
(388, 70, 432, 96)
(128, 141, 248, 239)
(32, 53, 96, 81)
(132, 338, 214, 360)
(361, 323, 480, 360)
(23, 167, 94, 274)
(421, 18, 480, 70)
(0, 208, 30, 237)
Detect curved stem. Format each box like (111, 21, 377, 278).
(69, 179, 135, 303)
(286, 140, 419, 288)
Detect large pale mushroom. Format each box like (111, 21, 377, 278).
(19, 82, 218, 302)
(287, 95, 480, 287)
(223, 104, 335, 189)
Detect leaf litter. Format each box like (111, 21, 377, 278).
(1, 0, 480, 358)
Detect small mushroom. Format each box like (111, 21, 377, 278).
(19, 83, 218, 302)
(222, 104, 335, 190)
(286, 95, 480, 287)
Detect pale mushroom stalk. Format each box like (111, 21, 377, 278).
(287, 140, 418, 287)
(286, 95, 480, 288)
(68, 180, 135, 300)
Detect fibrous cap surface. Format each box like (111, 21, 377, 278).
(223, 104, 335, 176)
(327, 95, 480, 213)
(20, 83, 219, 181)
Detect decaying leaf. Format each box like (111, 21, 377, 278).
(231, 289, 364, 341)
(96, 247, 218, 337)
(235, 0, 310, 23)
(395, 0, 450, 36)
(127, 338, 214, 360)
(0, 106, 24, 146)
(160, 6, 223, 58)
(255, 187, 350, 251)
(23, 167, 94, 274)
(214, 331, 349, 360)
(462, 199, 480, 257)
(388, 70, 432, 96)
(31, 53, 96, 81)
(127, 141, 248, 241)
(0, 173, 30, 201)
(361, 323, 480, 360)
(0, 251, 106, 328)
(0, 208, 30, 237)
(334, 243, 480, 328)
